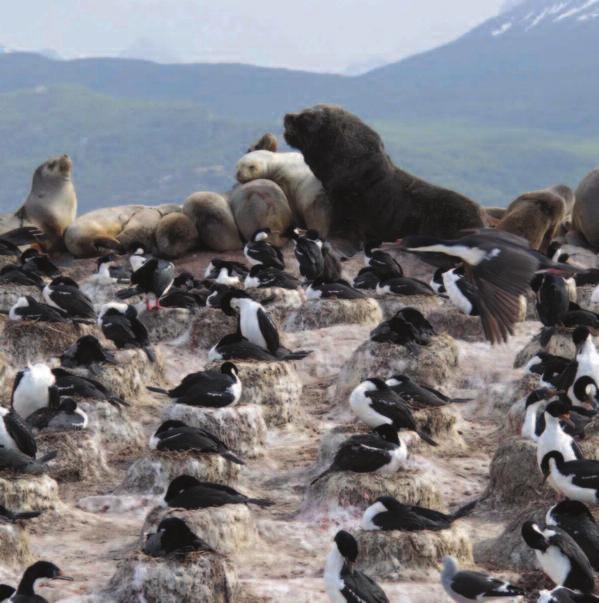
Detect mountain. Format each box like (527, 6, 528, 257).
(0, 0, 598, 213)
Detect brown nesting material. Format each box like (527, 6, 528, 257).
(375, 294, 441, 321)
(250, 287, 304, 325)
(36, 430, 110, 483)
(206, 360, 303, 427)
(284, 298, 383, 332)
(504, 374, 542, 433)
(118, 451, 241, 495)
(514, 328, 577, 368)
(485, 437, 552, 506)
(164, 404, 267, 458)
(190, 308, 237, 350)
(412, 406, 465, 451)
(307, 469, 442, 510)
(335, 335, 459, 403)
(427, 307, 486, 342)
(71, 347, 166, 402)
(139, 307, 194, 344)
(78, 400, 145, 450)
(0, 474, 60, 512)
(0, 285, 41, 313)
(143, 504, 259, 556)
(577, 284, 596, 310)
(475, 504, 546, 572)
(0, 523, 31, 567)
(0, 319, 98, 364)
(356, 527, 473, 580)
(107, 550, 239, 603)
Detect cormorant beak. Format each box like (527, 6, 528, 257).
(53, 572, 74, 582)
(559, 412, 575, 429)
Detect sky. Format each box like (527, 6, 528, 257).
(0, 0, 511, 73)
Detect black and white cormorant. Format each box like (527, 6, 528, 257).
(0, 406, 37, 457)
(385, 375, 470, 408)
(537, 587, 599, 602)
(522, 520, 594, 593)
(364, 241, 403, 279)
(20, 248, 61, 279)
(306, 279, 366, 300)
(42, 276, 95, 319)
(150, 420, 244, 464)
(349, 378, 438, 445)
(541, 451, 599, 503)
(51, 368, 127, 407)
(8, 296, 67, 323)
(117, 257, 175, 310)
(7, 560, 72, 603)
(324, 530, 389, 603)
(26, 397, 88, 432)
(143, 517, 214, 558)
(147, 363, 241, 408)
(440, 555, 525, 602)
(244, 265, 300, 290)
(60, 335, 116, 371)
(11, 364, 58, 420)
(361, 496, 477, 531)
(164, 475, 273, 509)
(532, 273, 570, 327)
(204, 259, 248, 285)
(209, 333, 301, 362)
(0, 264, 43, 288)
(353, 267, 380, 290)
(244, 228, 285, 269)
(376, 275, 434, 297)
(370, 308, 435, 347)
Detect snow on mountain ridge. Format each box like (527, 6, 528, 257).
(489, 0, 599, 36)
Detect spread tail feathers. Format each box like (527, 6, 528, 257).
(417, 430, 438, 446)
(247, 497, 274, 508)
(144, 346, 156, 363)
(147, 386, 168, 395)
(116, 287, 140, 300)
(222, 451, 245, 466)
(0, 226, 45, 245)
(450, 499, 478, 521)
(281, 350, 312, 360)
(12, 510, 42, 521)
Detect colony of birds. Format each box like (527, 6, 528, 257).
(5, 220, 599, 602)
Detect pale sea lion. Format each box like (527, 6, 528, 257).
(573, 167, 599, 248)
(155, 212, 199, 258)
(247, 132, 278, 153)
(17, 154, 77, 251)
(64, 204, 184, 257)
(229, 180, 293, 247)
(496, 188, 566, 252)
(183, 192, 242, 251)
(283, 104, 483, 244)
(236, 149, 331, 237)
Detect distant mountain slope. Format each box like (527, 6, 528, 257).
(1, 0, 598, 213)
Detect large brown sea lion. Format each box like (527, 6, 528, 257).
(283, 104, 484, 244)
(236, 148, 331, 236)
(496, 188, 566, 252)
(183, 192, 242, 251)
(16, 154, 77, 252)
(573, 168, 599, 248)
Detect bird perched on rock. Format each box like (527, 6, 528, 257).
(370, 307, 435, 348)
(440, 555, 524, 602)
(375, 274, 434, 297)
(353, 267, 380, 290)
(541, 451, 599, 503)
(311, 425, 407, 484)
(11, 364, 58, 420)
(164, 475, 273, 509)
(117, 257, 175, 310)
(147, 362, 241, 407)
(546, 500, 599, 572)
(0, 264, 44, 288)
(42, 276, 95, 320)
(60, 335, 116, 372)
(306, 279, 366, 300)
(361, 496, 477, 531)
(219, 290, 310, 359)
(397, 229, 577, 343)
(209, 333, 294, 362)
(244, 265, 300, 290)
(51, 367, 127, 407)
(291, 228, 341, 282)
(26, 397, 88, 432)
(150, 420, 244, 465)
(324, 530, 389, 603)
(97, 303, 155, 362)
(8, 296, 68, 323)
(364, 241, 403, 279)
(5, 560, 72, 602)
(19, 248, 60, 279)
(521, 521, 595, 594)
(349, 378, 437, 445)
(244, 228, 285, 269)
(143, 517, 214, 558)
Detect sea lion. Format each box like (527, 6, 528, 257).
(548, 184, 575, 215)
(283, 104, 483, 244)
(64, 204, 185, 257)
(17, 154, 77, 251)
(155, 212, 199, 258)
(496, 188, 566, 252)
(229, 180, 293, 247)
(183, 192, 242, 251)
(484, 207, 507, 225)
(573, 167, 599, 248)
(247, 132, 278, 153)
(236, 149, 331, 236)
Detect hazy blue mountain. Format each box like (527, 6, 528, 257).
(0, 0, 598, 213)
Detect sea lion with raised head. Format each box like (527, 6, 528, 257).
(574, 167, 599, 249)
(16, 154, 77, 252)
(236, 149, 331, 236)
(496, 188, 566, 252)
(283, 104, 484, 244)
(229, 180, 293, 247)
(183, 192, 242, 251)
